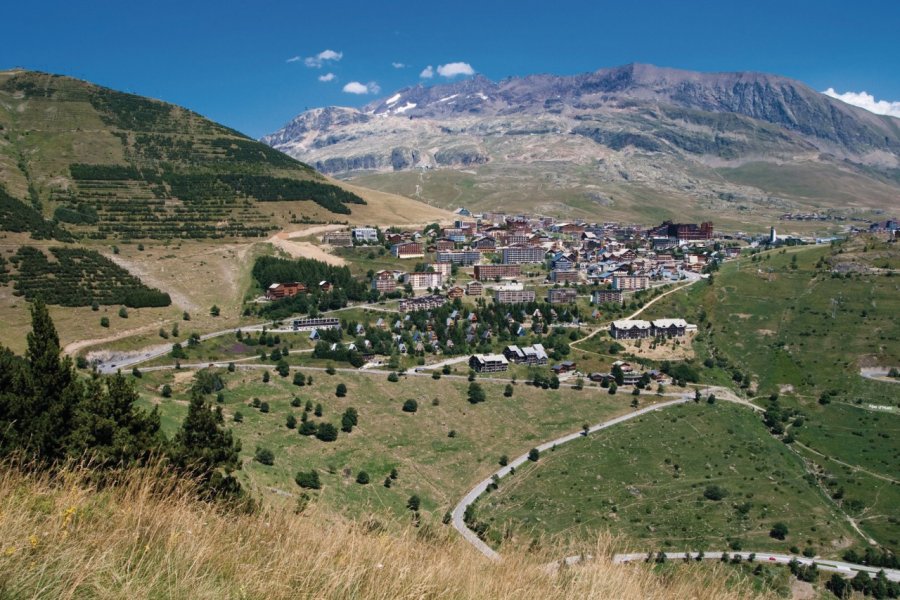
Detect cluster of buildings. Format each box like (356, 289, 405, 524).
(316, 215, 731, 311)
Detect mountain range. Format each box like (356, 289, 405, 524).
(263, 64, 900, 229)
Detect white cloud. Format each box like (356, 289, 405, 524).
(303, 49, 343, 68)
(343, 81, 380, 95)
(823, 88, 900, 118)
(392, 62, 406, 69)
(286, 56, 301, 63)
(437, 62, 475, 78)
(419, 65, 434, 79)
(318, 72, 336, 82)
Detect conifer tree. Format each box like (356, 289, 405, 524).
(171, 390, 243, 500)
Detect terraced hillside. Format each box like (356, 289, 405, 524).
(0, 69, 366, 240)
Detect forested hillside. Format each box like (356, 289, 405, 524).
(0, 70, 365, 240)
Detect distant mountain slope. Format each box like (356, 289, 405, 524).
(263, 64, 900, 228)
(0, 70, 374, 240)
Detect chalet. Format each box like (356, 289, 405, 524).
(447, 286, 464, 299)
(469, 353, 509, 373)
(465, 281, 484, 296)
(551, 360, 577, 374)
(503, 344, 548, 365)
(319, 281, 332, 292)
(266, 282, 308, 300)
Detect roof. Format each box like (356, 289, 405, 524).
(612, 319, 651, 330)
(651, 318, 688, 328)
(472, 353, 509, 365)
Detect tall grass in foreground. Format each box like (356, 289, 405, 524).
(0, 463, 771, 599)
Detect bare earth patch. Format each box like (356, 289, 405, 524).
(268, 229, 347, 266)
(617, 332, 696, 360)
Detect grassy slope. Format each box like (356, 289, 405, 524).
(633, 242, 900, 549)
(349, 161, 894, 236)
(135, 368, 646, 519)
(0, 465, 769, 600)
(478, 402, 859, 556)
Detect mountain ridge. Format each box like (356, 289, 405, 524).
(262, 63, 900, 227)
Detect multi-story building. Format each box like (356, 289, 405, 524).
(322, 230, 352, 247)
(612, 275, 649, 291)
(352, 227, 379, 243)
(592, 289, 623, 305)
(503, 344, 548, 365)
(428, 262, 453, 277)
(466, 281, 484, 296)
(266, 282, 308, 300)
(473, 236, 497, 251)
(447, 286, 464, 299)
(436, 249, 481, 265)
(651, 318, 688, 337)
(406, 271, 443, 290)
(371, 270, 398, 293)
(291, 317, 340, 331)
(399, 295, 447, 313)
(473, 264, 521, 281)
(610, 318, 688, 339)
(550, 269, 580, 283)
(391, 242, 424, 259)
(610, 319, 652, 339)
(502, 245, 546, 264)
(442, 228, 468, 243)
(650, 221, 714, 242)
(469, 353, 509, 373)
(434, 239, 456, 251)
(547, 287, 578, 304)
(494, 282, 536, 304)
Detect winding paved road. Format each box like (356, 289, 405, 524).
(450, 394, 900, 583)
(451, 396, 694, 560)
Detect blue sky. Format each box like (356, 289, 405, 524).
(4, 0, 899, 138)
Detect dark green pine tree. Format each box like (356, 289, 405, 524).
(0, 346, 29, 456)
(67, 372, 164, 467)
(19, 300, 81, 459)
(171, 390, 244, 500)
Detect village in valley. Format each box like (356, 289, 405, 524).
(248, 213, 743, 391)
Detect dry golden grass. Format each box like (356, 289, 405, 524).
(0, 463, 771, 599)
